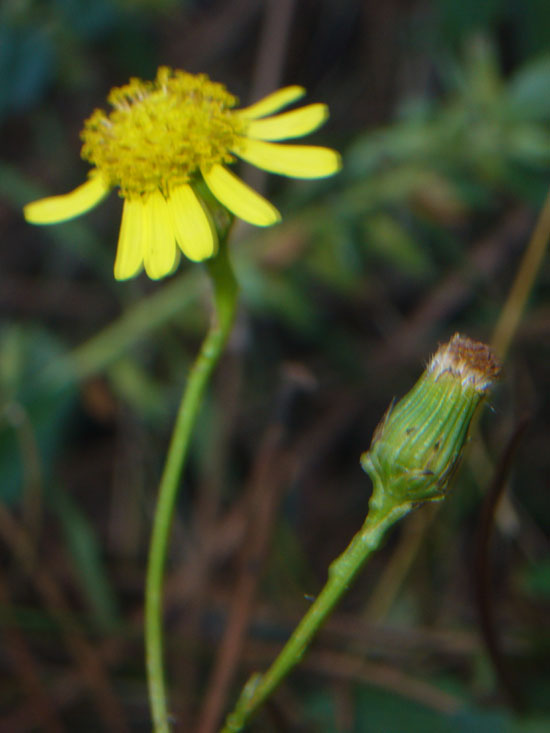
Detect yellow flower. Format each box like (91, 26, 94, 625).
(24, 67, 341, 280)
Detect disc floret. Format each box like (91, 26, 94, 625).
(80, 67, 246, 197)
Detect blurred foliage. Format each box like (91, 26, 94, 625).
(0, 324, 77, 505)
(1, 0, 550, 730)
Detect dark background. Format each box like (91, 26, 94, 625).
(1, 1, 550, 731)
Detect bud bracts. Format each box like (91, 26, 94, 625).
(361, 334, 500, 506)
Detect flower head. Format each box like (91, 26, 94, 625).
(24, 67, 341, 280)
(361, 334, 500, 507)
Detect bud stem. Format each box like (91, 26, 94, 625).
(221, 496, 413, 733)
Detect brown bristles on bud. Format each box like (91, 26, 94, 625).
(428, 333, 501, 393)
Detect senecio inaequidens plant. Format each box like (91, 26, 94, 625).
(223, 334, 500, 732)
(23, 65, 501, 733)
(23, 68, 341, 732)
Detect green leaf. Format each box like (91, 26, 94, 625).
(52, 486, 120, 632)
(0, 325, 77, 505)
(519, 558, 550, 600)
(0, 23, 54, 118)
(364, 212, 433, 278)
(507, 56, 550, 121)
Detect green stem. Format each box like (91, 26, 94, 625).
(221, 495, 413, 732)
(145, 238, 239, 733)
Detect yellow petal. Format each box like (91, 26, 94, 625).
(245, 104, 328, 141)
(169, 184, 217, 261)
(235, 138, 342, 179)
(167, 249, 182, 276)
(236, 86, 306, 120)
(23, 175, 110, 224)
(201, 164, 281, 227)
(142, 191, 178, 280)
(114, 198, 144, 280)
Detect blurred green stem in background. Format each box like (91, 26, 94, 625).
(41, 270, 203, 391)
(491, 188, 550, 359)
(145, 234, 238, 733)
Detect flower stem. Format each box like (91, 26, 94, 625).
(145, 238, 238, 733)
(221, 496, 412, 733)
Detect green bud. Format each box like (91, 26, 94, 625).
(361, 334, 500, 508)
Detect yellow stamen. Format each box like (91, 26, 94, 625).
(81, 67, 246, 198)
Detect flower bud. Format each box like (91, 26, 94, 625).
(361, 334, 500, 508)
